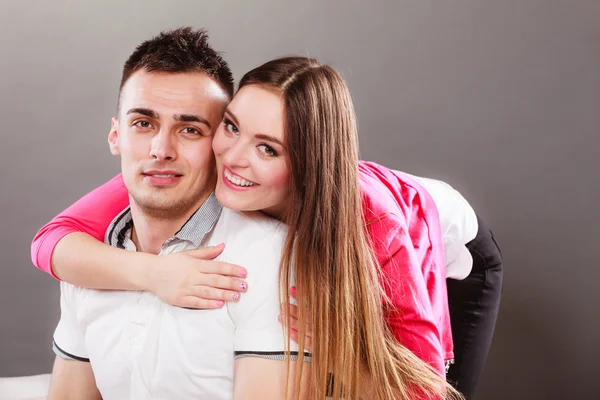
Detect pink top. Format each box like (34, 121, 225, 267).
(31, 161, 452, 375)
(31, 174, 129, 279)
(358, 161, 452, 374)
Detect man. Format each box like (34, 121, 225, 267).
(47, 27, 305, 400)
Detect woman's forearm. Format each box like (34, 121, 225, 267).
(30, 174, 130, 277)
(51, 232, 246, 310)
(52, 232, 154, 291)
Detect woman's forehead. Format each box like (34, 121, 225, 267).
(229, 85, 285, 134)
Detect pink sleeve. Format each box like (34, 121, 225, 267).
(367, 214, 446, 376)
(359, 162, 448, 375)
(31, 174, 130, 279)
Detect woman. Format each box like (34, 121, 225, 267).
(32, 57, 461, 399)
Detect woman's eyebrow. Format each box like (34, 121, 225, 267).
(224, 108, 239, 126)
(254, 133, 284, 147)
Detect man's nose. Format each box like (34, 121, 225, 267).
(149, 129, 176, 161)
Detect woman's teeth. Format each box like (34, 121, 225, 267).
(224, 169, 255, 187)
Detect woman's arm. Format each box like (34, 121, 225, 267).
(32, 174, 156, 289)
(31, 175, 248, 308)
(52, 232, 154, 290)
(31, 175, 129, 279)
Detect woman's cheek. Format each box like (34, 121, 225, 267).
(263, 160, 289, 192)
(211, 129, 228, 155)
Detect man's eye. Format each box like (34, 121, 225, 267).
(182, 127, 201, 135)
(134, 120, 152, 129)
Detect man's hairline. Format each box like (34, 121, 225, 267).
(116, 69, 232, 117)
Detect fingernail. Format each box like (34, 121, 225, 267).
(216, 242, 225, 248)
(216, 300, 225, 307)
(290, 286, 296, 296)
(239, 269, 247, 277)
(231, 293, 239, 300)
(239, 283, 247, 291)
(277, 314, 281, 322)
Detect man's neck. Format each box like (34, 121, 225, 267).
(128, 193, 211, 255)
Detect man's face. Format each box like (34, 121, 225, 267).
(109, 70, 228, 219)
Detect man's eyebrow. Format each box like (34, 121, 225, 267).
(173, 114, 211, 129)
(126, 108, 158, 118)
(254, 134, 285, 148)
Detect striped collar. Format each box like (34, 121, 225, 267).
(105, 192, 223, 250)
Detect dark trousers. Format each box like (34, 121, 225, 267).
(446, 215, 503, 399)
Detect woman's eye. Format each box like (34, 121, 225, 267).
(257, 144, 277, 157)
(224, 119, 239, 135)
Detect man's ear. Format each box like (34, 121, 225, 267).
(108, 117, 121, 156)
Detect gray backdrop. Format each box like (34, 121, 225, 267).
(1, 1, 598, 399)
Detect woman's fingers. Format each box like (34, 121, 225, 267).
(148, 250, 247, 309)
(287, 304, 312, 335)
(289, 327, 312, 352)
(190, 285, 242, 302)
(282, 287, 313, 351)
(180, 296, 225, 310)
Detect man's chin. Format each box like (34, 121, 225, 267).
(134, 200, 184, 219)
(131, 190, 179, 212)
(131, 190, 204, 218)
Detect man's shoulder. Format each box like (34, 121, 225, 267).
(58, 281, 93, 309)
(210, 208, 287, 270)
(58, 281, 103, 301)
(59, 280, 81, 295)
(218, 207, 288, 241)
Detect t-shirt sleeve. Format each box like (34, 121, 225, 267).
(30, 174, 130, 279)
(52, 282, 89, 362)
(226, 231, 303, 361)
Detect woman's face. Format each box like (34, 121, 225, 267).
(212, 84, 290, 218)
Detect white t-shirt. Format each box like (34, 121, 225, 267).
(403, 173, 479, 280)
(53, 194, 299, 400)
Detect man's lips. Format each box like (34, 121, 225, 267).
(142, 170, 183, 178)
(142, 170, 183, 185)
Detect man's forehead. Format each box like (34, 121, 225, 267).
(119, 70, 229, 117)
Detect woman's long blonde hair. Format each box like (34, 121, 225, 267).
(239, 57, 462, 400)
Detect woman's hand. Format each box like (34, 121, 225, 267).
(147, 243, 249, 309)
(282, 287, 313, 351)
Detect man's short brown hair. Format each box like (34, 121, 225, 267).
(117, 27, 233, 112)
